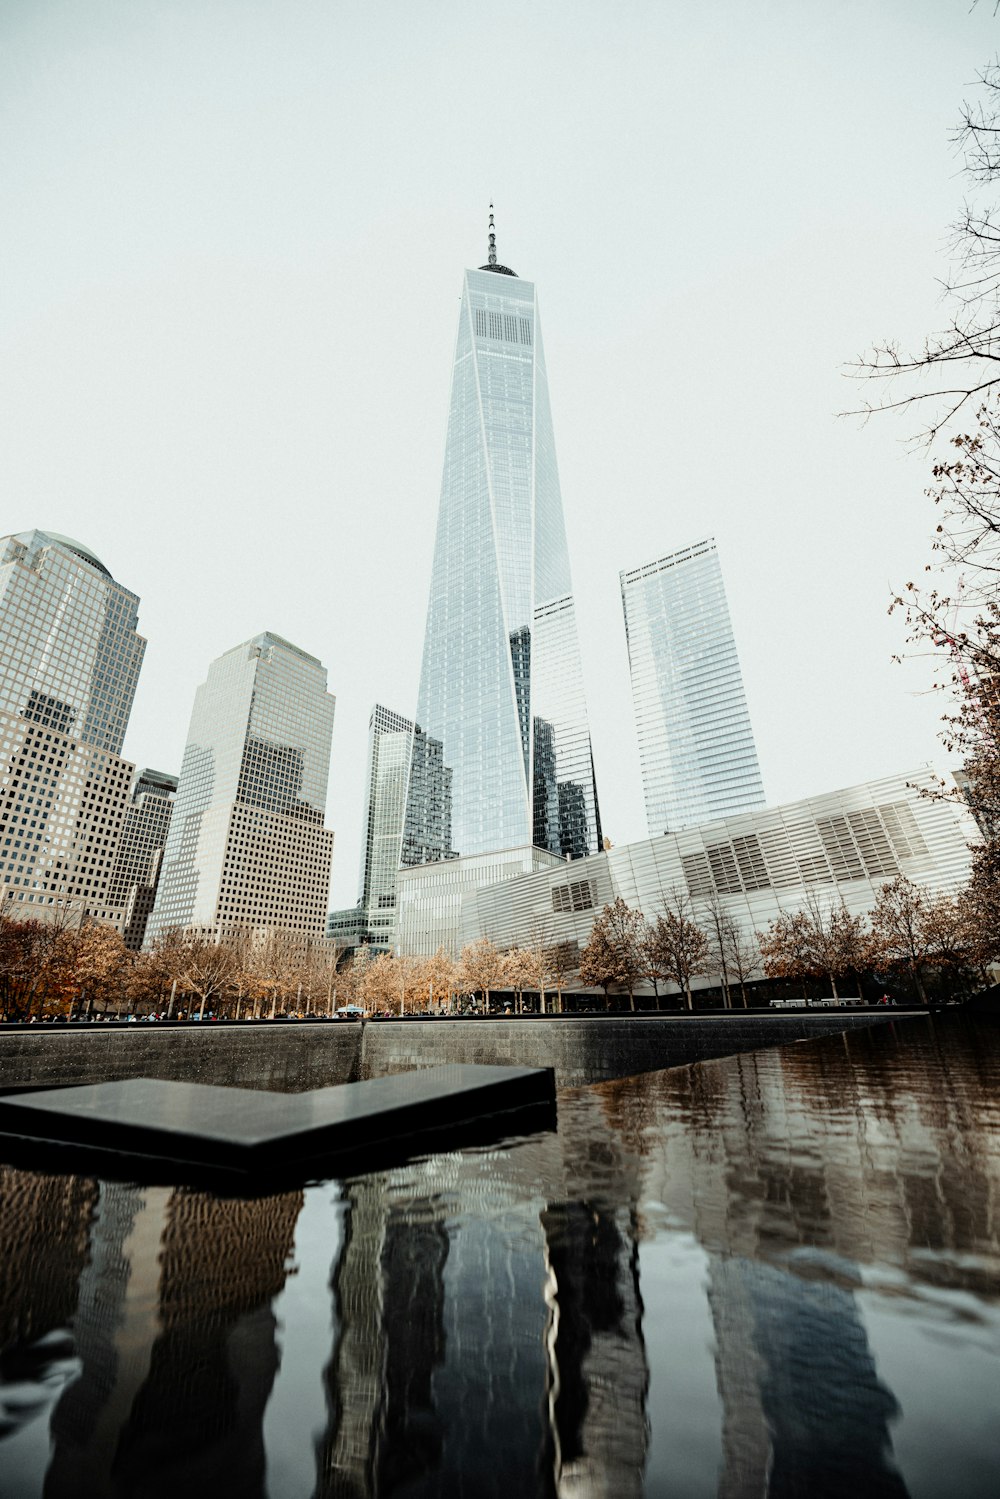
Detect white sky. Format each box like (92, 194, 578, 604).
(2, 0, 995, 908)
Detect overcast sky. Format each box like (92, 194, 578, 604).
(2, 0, 996, 908)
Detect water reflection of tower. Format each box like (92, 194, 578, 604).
(45, 1183, 168, 1497)
(708, 1253, 909, 1499)
(316, 1178, 450, 1499)
(318, 1154, 574, 1498)
(45, 1185, 302, 1499)
(541, 1202, 648, 1498)
(624, 1050, 913, 1499)
(0, 1166, 98, 1353)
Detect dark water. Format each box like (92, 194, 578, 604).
(1, 1015, 998, 1498)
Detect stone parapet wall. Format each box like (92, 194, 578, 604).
(0, 1011, 918, 1095)
(0, 1023, 362, 1095)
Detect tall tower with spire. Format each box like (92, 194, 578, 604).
(403, 212, 602, 865)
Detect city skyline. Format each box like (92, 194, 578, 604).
(2, 5, 994, 909)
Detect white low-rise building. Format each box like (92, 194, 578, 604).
(395, 769, 978, 987)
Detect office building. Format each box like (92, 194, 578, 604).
(106, 768, 178, 949)
(360, 704, 415, 944)
(403, 212, 601, 868)
(621, 538, 765, 834)
(0, 530, 146, 924)
(328, 704, 429, 956)
(146, 633, 335, 941)
(396, 768, 978, 976)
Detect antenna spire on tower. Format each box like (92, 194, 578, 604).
(478, 204, 517, 276)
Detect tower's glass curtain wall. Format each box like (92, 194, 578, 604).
(621, 538, 765, 834)
(405, 228, 601, 864)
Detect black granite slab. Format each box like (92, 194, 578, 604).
(0, 1064, 556, 1185)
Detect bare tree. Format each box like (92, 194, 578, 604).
(759, 895, 874, 1002)
(647, 892, 710, 1011)
(850, 63, 1000, 441)
(698, 891, 734, 1009)
(722, 917, 761, 1009)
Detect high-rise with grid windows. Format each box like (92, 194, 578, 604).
(0, 530, 147, 924)
(403, 214, 602, 869)
(620, 537, 765, 835)
(327, 704, 420, 955)
(146, 633, 335, 941)
(106, 768, 178, 949)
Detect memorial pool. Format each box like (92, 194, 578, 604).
(1, 1013, 997, 1497)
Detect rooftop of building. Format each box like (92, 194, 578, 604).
(9, 530, 114, 580)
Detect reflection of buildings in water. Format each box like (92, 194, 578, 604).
(541, 1202, 648, 1498)
(575, 1023, 1000, 1499)
(45, 1185, 302, 1499)
(0, 1166, 98, 1351)
(314, 1173, 389, 1497)
(708, 1252, 909, 1499)
(591, 1023, 1000, 1285)
(316, 1166, 552, 1499)
(315, 1125, 652, 1499)
(45, 1183, 167, 1497)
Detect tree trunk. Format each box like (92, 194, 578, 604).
(911, 958, 928, 1005)
(628, 987, 635, 1013)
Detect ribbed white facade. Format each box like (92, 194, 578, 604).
(396, 770, 978, 979)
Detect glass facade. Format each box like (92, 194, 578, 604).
(147, 633, 335, 940)
(0, 531, 145, 756)
(404, 260, 601, 866)
(106, 768, 178, 949)
(620, 538, 765, 834)
(0, 531, 146, 924)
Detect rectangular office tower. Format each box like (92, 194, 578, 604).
(106, 768, 178, 949)
(403, 214, 602, 867)
(328, 704, 417, 954)
(621, 538, 765, 834)
(146, 633, 335, 941)
(0, 530, 147, 923)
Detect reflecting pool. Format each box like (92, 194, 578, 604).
(1, 1015, 998, 1498)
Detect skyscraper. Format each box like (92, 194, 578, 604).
(146, 633, 335, 941)
(328, 703, 424, 954)
(403, 212, 601, 867)
(0, 529, 147, 923)
(620, 537, 765, 834)
(359, 705, 415, 923)
(106, 768, 178, 949)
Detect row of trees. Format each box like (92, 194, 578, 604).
(0, 916, 344, 1023)
(576, 875, 995, 1010)
(347, 937, 578, 1016)
(1, 874, 991, 1023)
(0, 908, 584, 1022)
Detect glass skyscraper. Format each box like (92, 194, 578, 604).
(147, 632, 335, 940)
(0, 530, 147, 924)
(404, 216, 601, 865)
(620, 538, 765, 834)
(0, 530, 145, 754)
